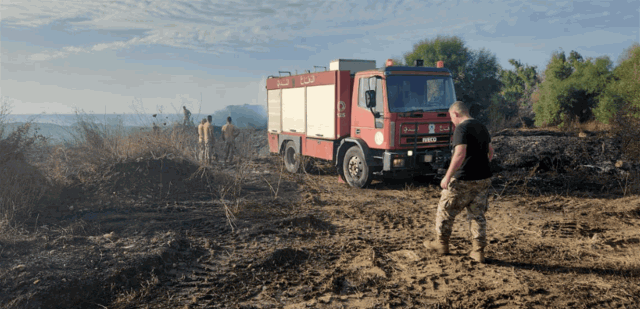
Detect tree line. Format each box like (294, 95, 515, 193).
(394, 35, 640, 131)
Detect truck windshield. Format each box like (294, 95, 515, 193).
(386, 75, 456, 113)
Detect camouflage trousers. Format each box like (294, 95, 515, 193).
(198, 142, 206, 162)
(205, 142, 215, 162)
(223, 141, 236, 162)
(435, 177, 491, 246)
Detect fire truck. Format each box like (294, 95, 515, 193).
(266, 58, 456, 188)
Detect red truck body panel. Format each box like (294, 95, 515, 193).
(304, 138, 334, 161)
(267, 132, 278, 153)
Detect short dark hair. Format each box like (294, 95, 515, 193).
(449, 101, 470, 116)
(207, 115, 212, 122)
(227, 116, 232, 123)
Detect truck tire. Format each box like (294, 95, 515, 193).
(342, 145, 373, 188)
(283, 141, 301, 173)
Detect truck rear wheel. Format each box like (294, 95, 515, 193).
(283, 141, 301, 173)
(343, 146, 373, 188)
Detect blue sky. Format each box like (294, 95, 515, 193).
(1, 0, 638, 115)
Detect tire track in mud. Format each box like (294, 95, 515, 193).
(97, 174, 640, 308)
(309, 177, 640, 308)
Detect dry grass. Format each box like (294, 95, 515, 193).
(0, 122, 51, 229)
(0, 107, 269, 233)
(42, 113, 200, 185)
(577, 120, 614, 133)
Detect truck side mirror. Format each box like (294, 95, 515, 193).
(365, 90, 376, 108)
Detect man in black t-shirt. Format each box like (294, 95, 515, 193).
(424, 101, 494, 263)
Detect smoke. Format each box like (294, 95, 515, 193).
(211, 104, 267, 128)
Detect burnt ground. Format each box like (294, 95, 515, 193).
(1, 129, 639, 308)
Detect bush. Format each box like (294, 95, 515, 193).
(534, 51, 615, 127)
(595, 44, 640, 123)
(0, 123, 50, 227)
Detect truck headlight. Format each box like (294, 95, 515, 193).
(407, 150, 413, 156)
(393, 158, 405, 167)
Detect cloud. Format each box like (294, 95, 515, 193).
(293, 44, 317, 52)
(3, 0, 452, 63)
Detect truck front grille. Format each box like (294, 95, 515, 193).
(400, 134, 450, 146)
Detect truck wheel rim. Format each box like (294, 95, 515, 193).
(286, 148, 295, 165)
(348, 156, 362, 179)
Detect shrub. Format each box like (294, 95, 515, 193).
(534, 50, 615, 127)
(0, 123, 50, 227)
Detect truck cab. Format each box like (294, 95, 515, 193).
(339, 61, 457, 187)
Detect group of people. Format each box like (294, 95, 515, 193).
(180, 106, 240, 164)
(196, 114, 241, 164)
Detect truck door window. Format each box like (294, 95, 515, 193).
(358, 78, 384, 116)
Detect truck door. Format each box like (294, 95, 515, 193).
(351, 76, 384, 147)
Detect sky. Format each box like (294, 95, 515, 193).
(1, 0, 638, 115)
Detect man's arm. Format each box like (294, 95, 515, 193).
(441, 144, 467, 190)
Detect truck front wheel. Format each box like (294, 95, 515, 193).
(343, 146, 373, 188)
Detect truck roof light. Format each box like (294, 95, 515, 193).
(436, 61, 444, 68)
(386, 59, 394, 66)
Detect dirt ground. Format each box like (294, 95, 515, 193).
(1, 130, 639, 308)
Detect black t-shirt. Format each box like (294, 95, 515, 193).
(451, 119, 492, 180)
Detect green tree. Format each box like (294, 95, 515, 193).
(460, 48, 502, 121)
(616, 42, 640, 66)
(500, 59, 538, 105)
(595, 44, 640, 122)
(403, 35, 469, 85)
(534, 50, 615, 126)
(402, 35, 501, 122)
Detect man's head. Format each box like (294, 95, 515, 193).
(207, 115, 212, 123)
(183, 106, 186, 110)
(201, 118, 207, 124)
(227, 116, 232, 123)
(449, 101, 471, 125)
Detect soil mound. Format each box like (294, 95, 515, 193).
(54, 155, 227, 208)
(103, 157, 198, 196)
(259, 248, 309, 268)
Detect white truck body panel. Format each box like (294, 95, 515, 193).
(329, 59, 376, 74)
(281, 87, 306, 133)
(267, 89, 282, 133)
(305, 84, 336, 139)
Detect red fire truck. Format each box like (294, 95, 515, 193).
(266, 58, 456, 188)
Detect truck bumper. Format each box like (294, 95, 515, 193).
(379, 149, 451, 176)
